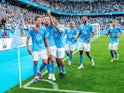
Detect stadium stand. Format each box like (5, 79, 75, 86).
(0, 0, 124, 38)
(31, 0, 124, 13)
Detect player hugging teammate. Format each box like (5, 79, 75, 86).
(26, 15, 49, 83)
(26, 10, 121, 83)
(26, 10, 66, 83)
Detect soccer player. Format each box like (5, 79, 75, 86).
(106, 19, 121, 62)
(47, 10, 66, 78)
(26, 15, 49, 83)
(43, 15, 56, 81)
(75, 16, 95, 69)
(65, 21, 78, 65)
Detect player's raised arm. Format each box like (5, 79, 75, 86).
(47, 10, 54, 26)
(47, 10, 63, 33)
(54, 25, 63, 33)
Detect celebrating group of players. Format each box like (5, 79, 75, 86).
(26, 10, 121, 83)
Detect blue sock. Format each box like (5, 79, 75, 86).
(51, 62, 55, 74)
(39, 63, 45, 72)
(61, 66, 65, 74)
(58, 66, 62, 72)
(114, 51, 119, 57)
(88, 54, 92, 60)
(46, 63, 51, 74)
(70, 54, 72, 62)
(110, 51, 114, 58)
(33, 65, 38, 77)
(67, 52, 70, 61)
(67, 52, 70, 57)
(80, 54, 83, 64)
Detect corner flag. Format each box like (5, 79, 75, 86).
(11, 25, 23, 88)
(11, 25, 23, 49)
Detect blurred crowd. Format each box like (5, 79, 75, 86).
(0, 2, 44, 38)
(31, 0, 124, 13)
(0, 1, 124, 39)
(60, 16, 124, 31)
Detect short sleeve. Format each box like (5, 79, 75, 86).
(90, 25, 93, 32)
(118, 27, 121, 33)
(27, 29, 33, 37)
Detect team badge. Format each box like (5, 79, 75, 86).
(36, 34, 42, 41)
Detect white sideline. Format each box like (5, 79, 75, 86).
(92, 44, 124, 45)
(24, 86, 96, 93)
(22, 36, 99, 93)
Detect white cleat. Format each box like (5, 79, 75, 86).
(110, 58, 115, 62)
(91, 59, 95, 66)
(68, 59, 72, 65)
(48, 74, 52, 80)
(78, 64, 84, 69)
(51, 74, 56, 81)
(116, 55, 119, 60)
(68, 62, 71, 65)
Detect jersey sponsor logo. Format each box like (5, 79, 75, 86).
(111, 33, 116, 37)
(82, 31, 87, 35)
(36, 34, 42, 41)
(68, 34, 73, 38)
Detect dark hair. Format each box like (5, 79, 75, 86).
(34, 15, 41, 21)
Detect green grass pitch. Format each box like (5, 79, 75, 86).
(5, 35, 124, 93)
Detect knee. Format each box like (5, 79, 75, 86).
(44, 62, 47, 65)
(70, 51, 73, 54)
(43, 60, 48, 65)
(80, 52, 82, 55)
(66, 51, 68, 54)
(50, 56, 55, 62)
(86, 52, 89, 55)
(34, 61, 38, 65)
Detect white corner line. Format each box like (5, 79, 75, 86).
(22, 36, 99, 93)
(24, 86, 98, 93)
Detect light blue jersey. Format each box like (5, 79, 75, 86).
(107, 27, 121, 43)
(65, 27, 78, 45)
(53, 25, 65, 48)
(28, 25, 49, 51)
(46, 25, 56, 47)
(79, 24, 93, 43)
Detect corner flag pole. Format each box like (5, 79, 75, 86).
(11, 25, 23, 88)
(17, 47, 22, 88)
